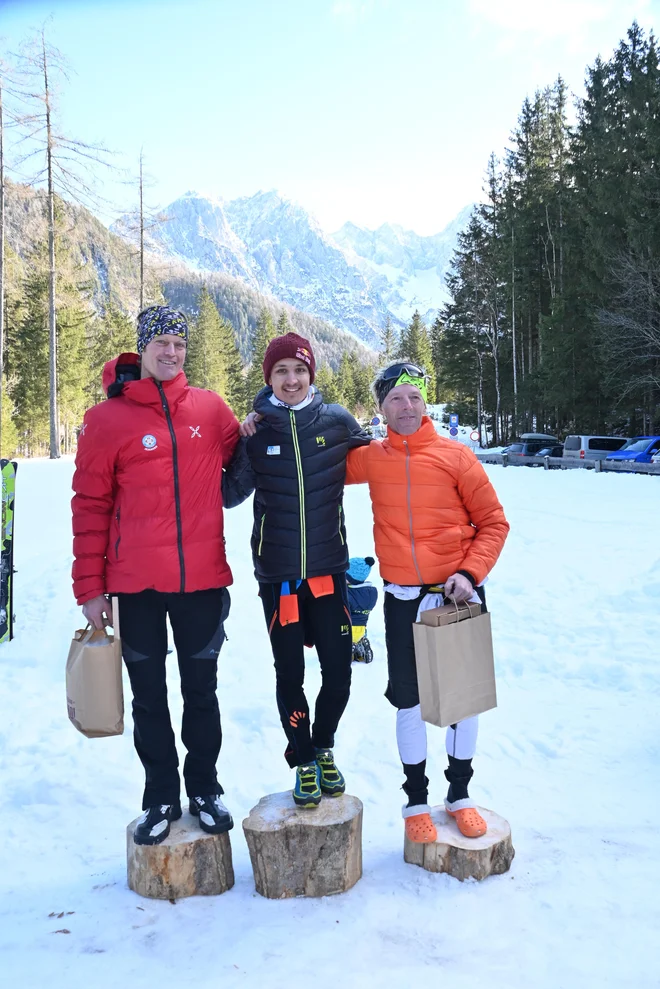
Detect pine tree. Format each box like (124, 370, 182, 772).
(396, 311, 436, 404)
(245, 306, 276, 405)
(314, 363, 341, 404)
(276, 310, 290, 335)
(12, 262, 49, 452)
(381, 316, 397, 361)
(187, 286, 245, 415)
(88, 305, 135, 406)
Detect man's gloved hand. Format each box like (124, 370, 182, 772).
(444, 573, 474, 605)
(82, 594, 113, 631)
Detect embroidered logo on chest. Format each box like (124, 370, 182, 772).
(142, 434, 157, 450)
(189, 426, 201, 439)
(316, 436, 326, 446)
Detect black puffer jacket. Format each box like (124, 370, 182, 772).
(223, 387, 371, 583)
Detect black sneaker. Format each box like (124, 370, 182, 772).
(189, 794, 234, 834)
(133, 802, 182, 845)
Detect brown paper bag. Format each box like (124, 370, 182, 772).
(412, 603, 497, 728)
(66, 597, 124, 738)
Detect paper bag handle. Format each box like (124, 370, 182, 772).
(448, 598, 479, 621)
(111, 596, 120, 641)
(78, 594, 120, 642)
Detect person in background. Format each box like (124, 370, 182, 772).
(346, 361, 509, 844)
(72, 305, 239, 846)
(223, 332, 371, 808)
(345, 556, 378, 663)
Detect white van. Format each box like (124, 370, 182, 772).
(563, 435, 629, 461)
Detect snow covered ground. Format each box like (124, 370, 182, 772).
(1, 459, 659, 989)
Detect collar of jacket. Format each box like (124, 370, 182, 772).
(254, 385, 323, 425)
(385, 416, 437, 451)
(102, 353, 189, 410)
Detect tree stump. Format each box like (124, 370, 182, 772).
(404, 806, 514, 881)
(127, 813, 234, 899)
(242, 791, 363, 899)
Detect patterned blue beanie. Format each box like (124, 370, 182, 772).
(347, 556, 375, 584)
(137, 306, 189, 354)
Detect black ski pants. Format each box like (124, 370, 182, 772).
(116, 588, 230, 809)
(259, 575, 353, 767)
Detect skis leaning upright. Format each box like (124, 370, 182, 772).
(0, 459, 17, 644)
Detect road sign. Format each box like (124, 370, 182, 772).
(470, 430, 480, 442)
(371, 416, 381, 426)
(449, 427, 459, 437)
(449, 413, 459, 427)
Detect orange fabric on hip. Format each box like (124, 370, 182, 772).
(307, 575, 334, 598)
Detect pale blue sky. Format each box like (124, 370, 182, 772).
(1, 0, 658, 234)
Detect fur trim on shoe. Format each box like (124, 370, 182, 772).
(402, 803, 432, 819)
(444, 797, 475, 812)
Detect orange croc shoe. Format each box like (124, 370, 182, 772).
(445, 800, 487, 838)
(402, 805, 437, 843)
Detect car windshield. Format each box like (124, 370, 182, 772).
(507, 444, 524, 453)
(623, 438, 653, 452)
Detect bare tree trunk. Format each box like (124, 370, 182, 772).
(43, 33, 59, 459)
(0, 77, 5, 456)
(139, 149, 144, 312)
(476, 348, 483, 441)
(511, 222, 518, 433)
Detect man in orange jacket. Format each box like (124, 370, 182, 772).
(346, 361, 509, 844)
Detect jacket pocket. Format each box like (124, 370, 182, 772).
(258, 513, 266, 555)
(114, 507, 121, 561)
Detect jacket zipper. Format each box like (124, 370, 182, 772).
(404, 440, 424, 584)
(114, 507, 121, 560)
(157, 382, 186, 593)
(258, 513, 266, 555)
(338, 505, 345, 545)
(289, 410, 307, 579)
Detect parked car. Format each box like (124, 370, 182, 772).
(563, 435, 629, 461)
(504, 433, 559, 457)
(606, 435, 660, 463)
(536, 445, 564, 458)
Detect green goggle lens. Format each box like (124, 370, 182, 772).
(394, 371, 428, 402)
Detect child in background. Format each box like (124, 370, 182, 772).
(346, 557, 378, 663)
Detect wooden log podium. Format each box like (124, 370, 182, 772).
(242, 792, 363, 899)
(127, 813, 235, 899)
(404, 806, 514, 881)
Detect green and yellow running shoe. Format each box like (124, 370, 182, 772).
(293, 762, 322, 808)
(315, 748, 346, 796)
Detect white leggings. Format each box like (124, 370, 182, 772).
(396, 705, 478, 765)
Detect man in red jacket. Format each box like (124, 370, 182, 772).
(72, 305, 240, 845)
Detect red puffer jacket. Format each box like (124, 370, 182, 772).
(72, 354, 239, 605)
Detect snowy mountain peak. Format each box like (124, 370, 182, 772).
(111, 191, 472, 345)
(331, 207, 473, 323)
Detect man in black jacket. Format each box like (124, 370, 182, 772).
(223, 332, 371, 808)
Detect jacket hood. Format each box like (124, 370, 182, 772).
(102, 353, 140, 396)
(101, 352, 188, 409)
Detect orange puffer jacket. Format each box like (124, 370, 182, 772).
(345, 417, 509, 586)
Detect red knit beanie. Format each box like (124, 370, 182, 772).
(263, 332, 316, 384)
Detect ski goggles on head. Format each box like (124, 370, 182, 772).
(380, 362, 426, 382)
(381, 363, 428, 402)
